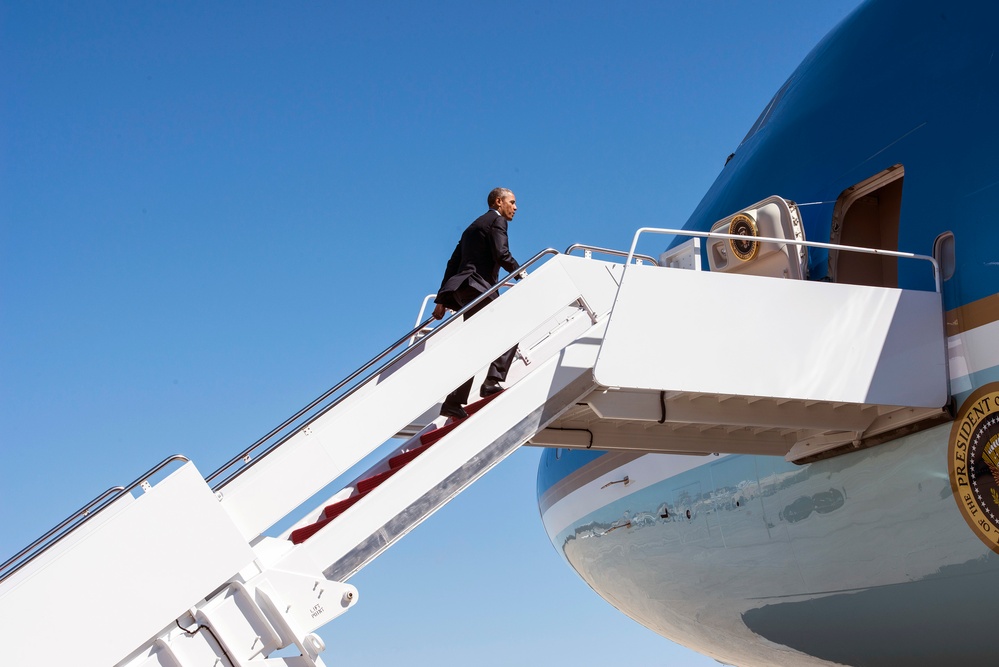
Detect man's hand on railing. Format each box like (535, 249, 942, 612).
(432, 303, 448, 320)
(499, 270, 529, 289)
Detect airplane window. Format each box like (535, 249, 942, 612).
(933, 231, 956, 281)
(740, 78, 792, 146)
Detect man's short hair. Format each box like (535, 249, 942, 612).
(488, 187, 513, 209)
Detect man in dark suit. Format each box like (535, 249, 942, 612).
(432, 187, 523, 420)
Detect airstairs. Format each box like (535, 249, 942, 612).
(0, 198, 951, 666)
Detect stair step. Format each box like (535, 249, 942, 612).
(290, 516, 330, 544)
(419, 419, 462, 447)
(357, 467, 400, 493)
(290, 491, 371, 544)
(389, 442, 433, 469)
(420, 390, 506, 447)
(467, 388, 504, 414)
(323, 491, 370, 520)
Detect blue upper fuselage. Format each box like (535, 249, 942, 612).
(681, 0, 998, 305)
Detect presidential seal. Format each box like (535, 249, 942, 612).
(948, 383, 999, 554)
(728, 213, 760, 261)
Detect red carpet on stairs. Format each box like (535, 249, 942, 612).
(388, 442, 431, 468)
(289, 389, 505, 545)
(357, 467, 400, 493)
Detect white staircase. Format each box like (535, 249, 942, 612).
(0, 215, 951, 665)
(0, 253, 618, 667)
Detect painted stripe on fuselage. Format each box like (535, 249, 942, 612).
(947, 319, 999, 396)
(945, 291, 999, 337)
(538, 450, 643, 513)
(542, 451, 715, 540)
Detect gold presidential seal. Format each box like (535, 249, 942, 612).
(948, 383, 999, 554)
(728, 213, 760, 261)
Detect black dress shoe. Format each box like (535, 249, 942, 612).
(480, 380, 503, 398)
(440, 402, 468, 420)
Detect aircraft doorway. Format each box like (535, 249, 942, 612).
(828, 164, 904, 287)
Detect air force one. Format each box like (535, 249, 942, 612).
(536, 1, 999, 664)
(2, 0, 996, 665)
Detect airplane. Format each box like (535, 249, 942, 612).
(535, 0, 999, 665)
(1, 1, 994, 666)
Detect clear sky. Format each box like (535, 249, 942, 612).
(2, 2, 861, 665)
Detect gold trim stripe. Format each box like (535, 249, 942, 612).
(946, 292, 999, 337)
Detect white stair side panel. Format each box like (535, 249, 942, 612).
(218, 256, 591, 540)
(866, 287, 950, 406)
(501, 304, 604, 389)
(0, 492, 134, 593)
(0, 463, 255, 667)
(594, 265, 947, 407)
(276, 330, 604, 595)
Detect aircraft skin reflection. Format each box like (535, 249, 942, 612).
(537, 0, 999, 665)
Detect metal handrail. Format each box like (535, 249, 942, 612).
(565, 243, 660, 267)
(622, 227, 942, 292)
(0, 455, 190, 585)
(409, 293, 439, 346)
(0, 486, 125, 580)
(208, 248, 562, 491)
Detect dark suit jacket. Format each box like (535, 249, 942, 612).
(435, 209, 519, 311)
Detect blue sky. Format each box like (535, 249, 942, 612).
(2, 2, 861, 664)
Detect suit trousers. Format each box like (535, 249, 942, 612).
(444, 289, 517, 407)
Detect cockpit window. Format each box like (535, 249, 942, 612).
(740, 78, 792, 146)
